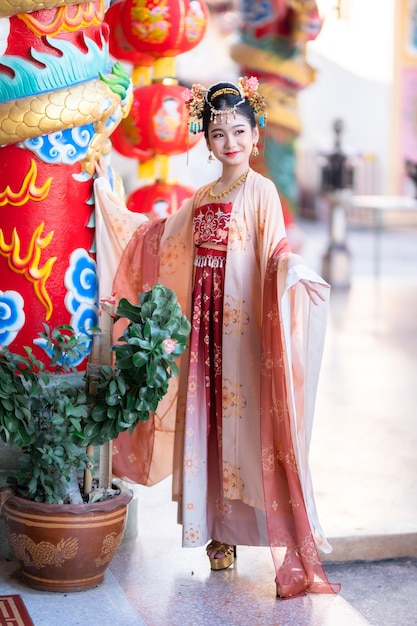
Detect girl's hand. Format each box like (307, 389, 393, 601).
(299, 279, 330, 305)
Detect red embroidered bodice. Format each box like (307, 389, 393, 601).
(193, 203, 232, 246)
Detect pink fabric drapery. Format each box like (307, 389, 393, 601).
(111, 217, 179, 487)
(261, 246, 339, 595)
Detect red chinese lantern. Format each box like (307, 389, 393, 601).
(105, 2, 154, 67)
(115, 83, 201, 158)
(120, 0, 209, 58)
(127, 181, 194, 218)
(111, 124, 154, 161)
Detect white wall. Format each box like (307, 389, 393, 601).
(298, 0, 395, 193)
(297, 49, 392, 193)
(314, 0, 394, 83)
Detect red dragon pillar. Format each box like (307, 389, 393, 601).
(0, 0, 131, 364)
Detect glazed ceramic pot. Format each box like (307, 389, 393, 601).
(0, 485, 133, 592)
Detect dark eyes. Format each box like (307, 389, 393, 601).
(213, 129, 245, 139)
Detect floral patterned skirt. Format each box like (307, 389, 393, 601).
(181, 247, 268, 548)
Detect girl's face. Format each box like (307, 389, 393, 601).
(207, 112, 259, 167)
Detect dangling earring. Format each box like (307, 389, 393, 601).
(251, 144, 259, 157)
(208, 151, 215, 163)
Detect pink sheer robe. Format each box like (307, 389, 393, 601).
(111, 169, 339, 597)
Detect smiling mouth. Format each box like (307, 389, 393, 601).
(225, 151, 239, 156)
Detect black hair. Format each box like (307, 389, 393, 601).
(202, 82, 256, 139)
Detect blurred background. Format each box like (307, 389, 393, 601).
(105, 0, 417, 548)
(110, 0, 415, 211)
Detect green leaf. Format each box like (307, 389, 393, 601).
(116, 376, 127, 395)
(91, 405, 109, 422)
(99, 365, 114, 377)
(169, 362, 180, 378)
(131, 351, 149, 369)
(28, 476, 38, 494)
(147, 361, 168, 388)
(116, 298, 143, 323)
(0, 398, 14, 411)
(109, 379, 118, 395)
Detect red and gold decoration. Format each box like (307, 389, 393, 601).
(0, 1, 132, 360)
(105, 0, 155, 84)
(109, 0, 209, 81)
(0, 595, 33, 626)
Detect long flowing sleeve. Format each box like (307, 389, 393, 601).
(94, 163, 148, 302)
(111, 198, 196, 486)
(240, 171, 332, 554)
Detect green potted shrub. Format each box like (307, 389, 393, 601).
(0, 283, 190, 592)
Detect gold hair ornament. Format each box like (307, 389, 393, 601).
(182, 76, 267, 133)
(206, 85, 244, 124)
(210, 87, 240, 99)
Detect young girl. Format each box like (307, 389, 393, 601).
(111, 77, 339, 599)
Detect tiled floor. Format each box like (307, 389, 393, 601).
(1, 216, 417, 625)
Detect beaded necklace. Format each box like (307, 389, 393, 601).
(207, 170, 249, 201)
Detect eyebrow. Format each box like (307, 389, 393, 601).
(209, 123, 246, 134)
